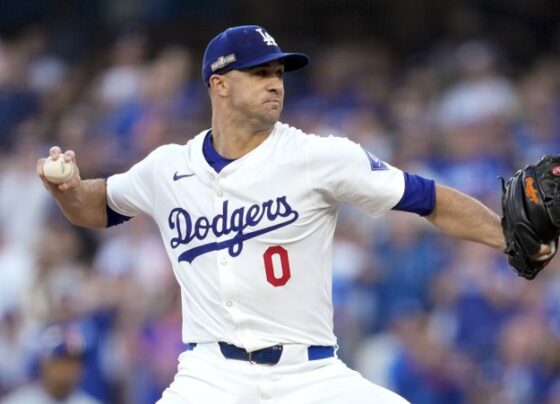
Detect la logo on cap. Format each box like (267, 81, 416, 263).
(256, 28, 278, 46)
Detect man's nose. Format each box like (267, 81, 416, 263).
(267, 77, 283, 93)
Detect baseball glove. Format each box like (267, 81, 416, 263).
(501, 155, 560, 279)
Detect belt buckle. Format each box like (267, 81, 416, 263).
(248, 351, 255, 364)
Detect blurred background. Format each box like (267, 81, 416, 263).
(0, 1, 559, 403)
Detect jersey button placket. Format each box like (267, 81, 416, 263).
(214, 181, 240, 333)
(219, 253, 234, 306)
(215, 184, 235, 315)
(220, 253, 237, 325)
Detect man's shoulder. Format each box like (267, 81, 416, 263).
(149, 131, 207, 160)
(275, 121, 307, 136)
(275, 122, 359, 155)
(275, 122, 354, 145)
(273, 121, 317, 147)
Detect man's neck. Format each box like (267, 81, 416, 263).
(210, 117, 275, 159)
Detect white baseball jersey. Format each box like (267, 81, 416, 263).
(106, 122, 405, 352)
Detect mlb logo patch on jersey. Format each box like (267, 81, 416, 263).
(363, 149, 388, 171)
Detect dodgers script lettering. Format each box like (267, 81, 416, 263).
(168, 196, 299, 263)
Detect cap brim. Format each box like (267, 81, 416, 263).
(235, 52, 310, 72)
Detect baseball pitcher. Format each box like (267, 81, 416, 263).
(38, 25, 554, 403)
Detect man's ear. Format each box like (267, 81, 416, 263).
(209, 75, 228, 96)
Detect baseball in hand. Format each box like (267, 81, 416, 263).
(43, 156, 75, 184)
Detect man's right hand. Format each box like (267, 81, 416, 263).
(37, 146, 81, 193)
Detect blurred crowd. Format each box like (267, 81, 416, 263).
(0, 11, 559, 404)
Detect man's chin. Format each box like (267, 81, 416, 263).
(260, 111, 281, 126)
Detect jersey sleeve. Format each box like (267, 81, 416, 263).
(392, 172, 436, 216)
(106, 148, 160, 218)
(305, 135, 405, 217)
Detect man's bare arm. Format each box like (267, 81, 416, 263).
(37, 147, 107, 228)
(426, 184, 555, 257)
(426, 184, 506, 251)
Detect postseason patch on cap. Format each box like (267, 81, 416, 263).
(211, 54, 237, 72)
(363, 148, 388, 170)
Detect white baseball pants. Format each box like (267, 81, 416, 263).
(156, 342, 409, 404)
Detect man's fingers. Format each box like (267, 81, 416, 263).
(49, 146, 62, 160)
(36, 157, 46, 176)
(64, 150, 75, 162)
(533, 241, 556, 261)
(540, 243, 553, 255)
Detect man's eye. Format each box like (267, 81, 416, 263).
(251, 68, 283, 77)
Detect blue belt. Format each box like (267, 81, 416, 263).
(185, 342, 334, 365)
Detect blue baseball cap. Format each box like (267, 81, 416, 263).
(202, 25, 310, 85)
